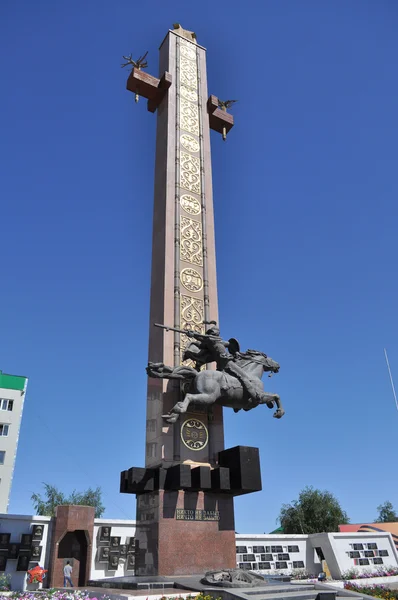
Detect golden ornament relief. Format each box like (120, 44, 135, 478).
(180, 151, 201, 194)
(180, 55, 197, 75)
(180, 133, 199, 154)
(181, 419, 208, 451)
(180, 267, 203, 292)
(179, 57, 198, 90)
(180, 44, 197, 62)
(180, 194, 201, 216)
(181, 294, 204, 325)
(179, 309, 204, 366)
(180, 85, 198, 104)
(180, 216, 203, 266)
(180, 97, 199, 135)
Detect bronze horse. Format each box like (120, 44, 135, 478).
(147, 350, 284, 423)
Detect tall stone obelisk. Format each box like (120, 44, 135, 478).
(144, 25, 222, 471)
(121, 25, 258, 577)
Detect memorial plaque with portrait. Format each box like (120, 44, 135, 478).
(30, 545, 42, 561)
(32, 525, 44, 540)
(17, 552, 30, 571)
(110, 536, 121, 549)
(108, 553, 119, 570)
(126, 553, 135, 569)
(119, 544, 127, 557)
(99, 526, 111, 542)
(20, 534, 33, 549)
(8, 543, 20, 559)
(0, 552, 7, 572)
(127, 537, 135, 552)
(98, 546, 110, 563)
(0, 534, 10, 548)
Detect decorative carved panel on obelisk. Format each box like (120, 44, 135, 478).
(144, 27, 223, 471)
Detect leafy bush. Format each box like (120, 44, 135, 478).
(0, 573, 11, 591)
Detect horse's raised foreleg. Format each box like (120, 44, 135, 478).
(267, 393, 285, 419)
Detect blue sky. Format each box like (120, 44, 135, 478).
(1, 0, 398, 533)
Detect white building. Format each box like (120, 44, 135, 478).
(0, 371, 28, 512)
(1, 513, 398, 592)
(235, 532, 398, 579)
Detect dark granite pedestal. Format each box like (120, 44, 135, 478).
(135, 490, 236, 576)
(121, 446, 262, 576)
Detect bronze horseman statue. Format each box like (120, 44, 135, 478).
(147, 321, 284, 423)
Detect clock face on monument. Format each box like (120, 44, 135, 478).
(180, 418, 208, 451)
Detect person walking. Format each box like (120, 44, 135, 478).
(63, 561, 73, 587)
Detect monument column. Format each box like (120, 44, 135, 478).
(145, 26, 223, 472)
(120, 25, 261, 577)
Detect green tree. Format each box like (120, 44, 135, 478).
(375, 501, 398, 523)
(31, 483, 105, 518)
(278, 486, 349, 534)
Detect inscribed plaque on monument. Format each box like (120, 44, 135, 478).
(176, 509, 220, 521)
(180, 194, 201, 215)
(180, 268, 203, 292)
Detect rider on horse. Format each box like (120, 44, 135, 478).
(185, 321, 273, 407)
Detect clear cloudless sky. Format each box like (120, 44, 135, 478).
(1, 0, 398, 533)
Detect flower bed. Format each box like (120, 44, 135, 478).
(0, 591, 111, 600)
(0, 591, 222, 600)
(341, 567, 398, 580)
(345, 582, 398, 599)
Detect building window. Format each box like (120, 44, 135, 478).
(379, 550, 389, 557)
(349, 551, 361, 558)
(0, 400, 13, 411)
(0, 425, 9, 437)
(239, 563, 252, 570)
(275, 561, 288, 569)
(367, 543, 378, 550)
(359, 559, 369, 566)
(253, 546, 265, 554)
(373, 557, 384, 565)
(236, 546, 247, 554)
(288, 545, 299, 553)
(277, 553, 290, 561)
(258, 562, 271, 570)
(261, 553, 273, 561)
(271, 546, 283, 553)
(243, 554, 255, 562)
(293, 561, 305, 569)
(0, 452, 5, 465)
(364, 551, 375, 557)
